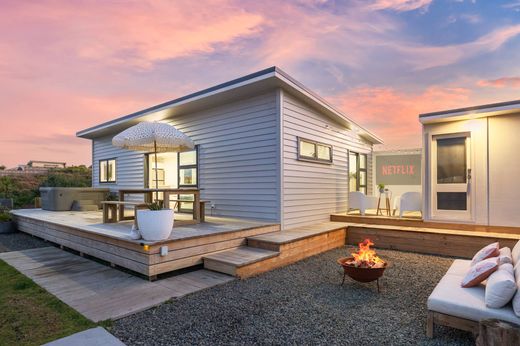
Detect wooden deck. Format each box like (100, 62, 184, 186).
(0, 247, 234, 322)
(12, 209, 280, 278)
(332, 213, 520, 234)
(332, 214, 520, 258)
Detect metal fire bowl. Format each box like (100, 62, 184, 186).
(337, 257, 388, 283)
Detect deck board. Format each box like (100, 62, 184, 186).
(0, 247, 234, 322)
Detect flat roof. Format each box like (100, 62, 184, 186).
(77, 66, 383, 144)
(419, 99, 520, 124)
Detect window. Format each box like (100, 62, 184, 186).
(349, 152, 367, 194)
(99, 159, 116, 183)
(178, 148, 198, 187)
(297, 137, 333, 164)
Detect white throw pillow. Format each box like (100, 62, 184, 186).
(499, 247, 513, 265)
(471, 242, 500, 266)
(512, 264, 520, 317)
(485, 263, 517, 308)
(512, 240, 520, 267)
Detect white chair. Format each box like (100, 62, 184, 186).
(348, 191, 378, 216)
(395, 192, 422, 218)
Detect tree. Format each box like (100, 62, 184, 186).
(0, 165, 5, 170)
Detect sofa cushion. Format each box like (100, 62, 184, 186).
(485, 263, 517, 308)
(512, 240, 520, 267)
(462, 257, 499, 288)
(428, 271, 520, 325)
(471, 242, 500, 266)
(512, 264, 520, 317)
(446, 259, 472, 276)
(499, 247, 512, 265)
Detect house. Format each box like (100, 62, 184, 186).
(27, 160, 66, 169)
(77, 67, 382, 229)
(0, 160, 67, 176)
(420, 99, 520, 227)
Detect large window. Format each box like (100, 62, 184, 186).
(99, 159, 116, 183)
(349, 152, 367, 194)
(297, 137, 333, 164)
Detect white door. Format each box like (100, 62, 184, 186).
(431, 134, 472, 221)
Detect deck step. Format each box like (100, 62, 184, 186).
(247, 222, 349, 251)
(203, 247, 279, 276)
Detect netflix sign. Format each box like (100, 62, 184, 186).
(376, 154, 421, 185)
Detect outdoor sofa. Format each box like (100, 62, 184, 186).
(427, 241, 520, 338)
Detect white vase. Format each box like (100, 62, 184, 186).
(136, 209, 174, 241)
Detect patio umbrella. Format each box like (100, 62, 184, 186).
(112, 121, 195, 202)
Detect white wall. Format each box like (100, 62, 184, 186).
(281, 90, 373, 228)
(489, 114, 520, 227)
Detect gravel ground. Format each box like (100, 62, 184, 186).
(112, 247, 473, 346)
(0, 232, 48, 253)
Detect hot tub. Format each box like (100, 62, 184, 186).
(39, 187, 110, 211)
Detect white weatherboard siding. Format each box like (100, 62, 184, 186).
(92, 137, 145, 190)
(93, 92, 280, 221)
(281, 92, 373, 228)
(489, 114, 520, 227)
(166, 92, 279, 221)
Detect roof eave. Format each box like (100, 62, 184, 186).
(77, 66, 383, 145)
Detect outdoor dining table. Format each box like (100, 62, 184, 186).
(118, 188, 201, 223)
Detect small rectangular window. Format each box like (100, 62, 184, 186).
(178, 148, 198, 187)
(297, 138, 333, 164)
(99, 159, 116, 183)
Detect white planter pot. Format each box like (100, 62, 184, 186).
(136, 209, 174, 241)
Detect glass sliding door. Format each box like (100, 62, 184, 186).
(432, 134, 471, 220)
(146, 147, 199, 213)
(349, 152, 367, 194)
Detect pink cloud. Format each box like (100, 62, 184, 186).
(478, 77, 520, 88)
(367, 0, 432, 12)
(329, 86, 472, 147)
(394, 24, 520, 70)
(0, 0, 264, 70)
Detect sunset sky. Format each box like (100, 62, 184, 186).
(1, 0, 520, 168)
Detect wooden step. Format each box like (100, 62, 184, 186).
(247, 221, 349, 251)
(203, 247, 279, 276)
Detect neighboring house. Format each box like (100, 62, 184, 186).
(0, 160, 67, 176)
(420, 99, 520, 227)
(77, 67, 382, 228)
(27, 160, 66, 169)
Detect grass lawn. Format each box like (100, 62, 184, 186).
(0, 259, 98, 346)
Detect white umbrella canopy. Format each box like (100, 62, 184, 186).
(112, 122, 195, 203)
(112, 121, 194, 152)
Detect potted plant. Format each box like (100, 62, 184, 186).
(136, 200, 174, 241)
(377, 183, 385, 193)
(0, 207, 15, 234)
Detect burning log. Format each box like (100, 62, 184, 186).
(344, 239, 386, 269)
(337, 239, 389, 291)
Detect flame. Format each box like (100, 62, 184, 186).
(350, 239, 385, 268)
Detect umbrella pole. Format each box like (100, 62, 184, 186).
(154, 140, 159, 204)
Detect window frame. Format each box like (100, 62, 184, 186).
(349, 151, 367, 194)
(98, 158, 117, 184)
(297, 137, 333, 164)
(178, 146, 199, 188)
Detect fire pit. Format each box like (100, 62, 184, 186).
(337, 239, 389, 292)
